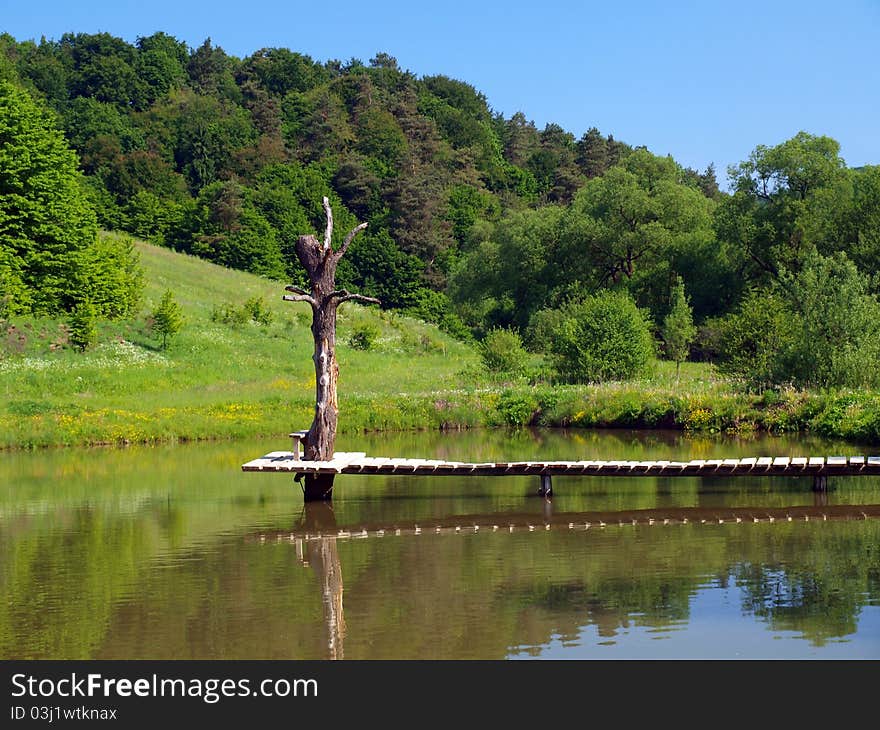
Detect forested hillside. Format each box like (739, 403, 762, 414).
(2, 30, 880, 393)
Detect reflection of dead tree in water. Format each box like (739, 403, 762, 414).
(307, 538, 346, 660)
(296, 503, 346, 659)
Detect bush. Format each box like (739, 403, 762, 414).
(243, 296, 273, 326)
(68, 300, 97, 352)
(478, 327, 528, 377)
(718, 253, 880, 390)
(212, 296, 273, 327)
(717, 289, 795, 390)
(211, 303, 249, 326)
(81, 232, 144, 319)
(496, 390, 537, 427)
(525, 307, 565, 352)
(347, 322, 380, 350)
(547, 291, 655, 383)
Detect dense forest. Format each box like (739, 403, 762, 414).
(2, 31, 880, 391)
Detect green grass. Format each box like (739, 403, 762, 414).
(0, 233, 480, 448)
(3, 232, 880, 448)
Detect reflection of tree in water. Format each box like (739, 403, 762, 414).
(297, 504, 346, 660)
(735, 566, 862, 644)
(731, 521, 880, 645)
(4, 495, 879, 658)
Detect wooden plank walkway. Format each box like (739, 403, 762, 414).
(242, 452, 880, 478)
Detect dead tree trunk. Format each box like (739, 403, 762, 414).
(284, 197, 379, 500)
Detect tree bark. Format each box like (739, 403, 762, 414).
(284, 198, 379, 474)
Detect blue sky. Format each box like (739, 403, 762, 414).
(3, 1, 878, 186)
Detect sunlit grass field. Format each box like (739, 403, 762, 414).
(0, 235, 483, 447)
(3, 233, 879, 448)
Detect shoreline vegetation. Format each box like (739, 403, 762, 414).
(2, 238, 880, 451)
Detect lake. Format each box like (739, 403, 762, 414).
(2, 428, 879, 660)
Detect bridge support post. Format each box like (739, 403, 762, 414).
(812, 474, 828, 492)
(298, 473, 335, 501)
(538, 474, 553, 498)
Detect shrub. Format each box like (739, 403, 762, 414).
(718, 253, 880, 390)
(525, 307, 565, 352)
(243, 296, 273, 326)
(68, 300, 97, 352)
(496, 390, 537, 427)
(547, 290, 655, 383)
(478, 327, 528, 377)
(347, 322, 380, 351)
(212, 296, 273, 327)
(716, 289, 795, 390)
(211, 303, 249, 326)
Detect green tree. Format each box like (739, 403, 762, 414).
(718, 252, 880, 390)
(557, 149, 717, 322)
(547, 290, 655, 383)
(67, 299, 97, 352)
(478, 327, 529, 378)
(575, 127, 610, 179)
(151, 289, 184, 349)
(0, 80, 99, 313)
(716, 289, 794, 391)
(718, 131, 847, 284)
(662, 277, 696, 376)
(184, 179, 285, 279)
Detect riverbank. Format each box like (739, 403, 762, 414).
(4, 358, 880, 449)
(2, 237, 880, 449)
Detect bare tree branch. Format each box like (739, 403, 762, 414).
(332, 222, 368, 263)
(329, 289, 381, 306)
(322, 196, 333, 253)
(284, 284, 311, 296)
(283, 293, 317, 307)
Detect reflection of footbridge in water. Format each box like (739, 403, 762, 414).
(247, 501, 880, 660)
(252, 501, 880, 545)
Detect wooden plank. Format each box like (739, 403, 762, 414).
(243, 450, 880, 481)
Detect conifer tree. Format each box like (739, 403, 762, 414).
(67, 300, 97, 352)
(151, 289, 184, 349)
(662, 277, 696, 377)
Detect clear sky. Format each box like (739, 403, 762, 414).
(3, 0, 878, 186)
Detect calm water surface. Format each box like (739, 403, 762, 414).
(2, 428, 879, 660)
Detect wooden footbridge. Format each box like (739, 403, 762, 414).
(242, 449, 880, 498)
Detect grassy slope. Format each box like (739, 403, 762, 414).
(3, 234, 880, 448)
(0, 235, 481, 447)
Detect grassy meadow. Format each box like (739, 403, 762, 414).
(3, 233, 880, 449)
(0, 234, 484, 448)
